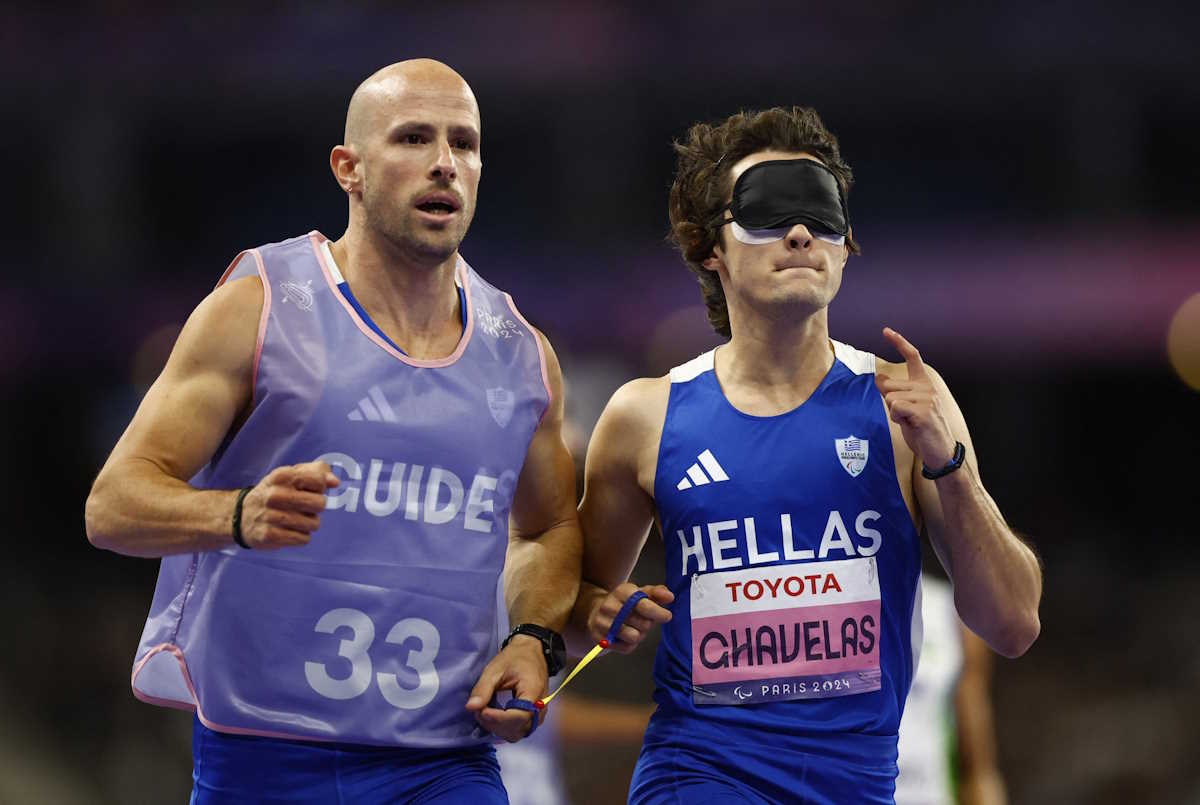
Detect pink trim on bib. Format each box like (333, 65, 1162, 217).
(504, 292, 552, 423)
(308, 231, 474, 368)
(249, 249, 270, 402)
(130, 642, 199, 711)
(214, 251, 248, 288)
(132, 642, 340, 743)
(211, 249, 271, 404)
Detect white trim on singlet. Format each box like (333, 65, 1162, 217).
(320, 240, 462, 288)
(909, 573, 925, 678)
(671, 341, 875, 384)
(669, 349, 716, 383)
(320, 240, 345, 283)
(832, 339, 877, 375)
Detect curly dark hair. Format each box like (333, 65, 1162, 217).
(668, 107, 861, 337)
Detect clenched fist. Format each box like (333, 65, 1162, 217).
(237, 460, 339, 549)
(465, 636, 549, 742)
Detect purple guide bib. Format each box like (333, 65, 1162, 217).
(131, 231, 550, 747)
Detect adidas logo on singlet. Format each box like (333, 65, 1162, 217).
(676, 449, 730, 491)
(347, 385, 398, 423)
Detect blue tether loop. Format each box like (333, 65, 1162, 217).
(606, 590, 649, 646)
(502, 696, 541, 736)
(502, 589, 650, 734)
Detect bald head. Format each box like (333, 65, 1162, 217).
(331, 59, 483, 268)
(344, 59, 480, 148)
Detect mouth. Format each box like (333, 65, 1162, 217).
(414, 192, 462, 217)
(774, 263, 822, 273)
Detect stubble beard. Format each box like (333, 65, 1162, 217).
(363, 184, 467, 267)
(731, 266, 837, 325)
(776, 283, 833, 314)
(768, 261, 842, 317)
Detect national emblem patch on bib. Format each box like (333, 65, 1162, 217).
(690, 557, 882, 706)
(487, 387, 515, 428)
(835, 435, 869, 477)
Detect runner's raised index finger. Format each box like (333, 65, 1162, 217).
(882, 327, 928, 381)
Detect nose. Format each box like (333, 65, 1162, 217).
(785, 223, 814, 250)
(430, 139, 457, 182)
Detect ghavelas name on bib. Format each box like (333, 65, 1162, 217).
(689, 556, 883, 706)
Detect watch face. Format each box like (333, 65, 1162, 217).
(548, 643, 566, 675)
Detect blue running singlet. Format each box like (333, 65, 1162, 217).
(630, 342, 923, 804)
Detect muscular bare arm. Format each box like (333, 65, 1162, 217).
(503, 334, 583, 634)
(84, 273, 336, 557)
(467, 333, 584, 741)
(568, 377, 674, 656)
(876, 327, 1042, 657)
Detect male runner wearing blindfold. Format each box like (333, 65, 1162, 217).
(569, 107, 1042, 803)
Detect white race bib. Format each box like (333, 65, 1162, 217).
(690, 557, 883, 706)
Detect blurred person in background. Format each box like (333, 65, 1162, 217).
(895, 572, 1007, 805)
(569, 106, 1042, 803)
(83, 58, 582, 803)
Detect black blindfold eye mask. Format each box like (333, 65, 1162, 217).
(727, 159, 850, 236)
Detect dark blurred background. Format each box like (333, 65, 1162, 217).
(2, 2, 1198, 803)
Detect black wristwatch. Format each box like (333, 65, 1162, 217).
(502, 624, 566, 677)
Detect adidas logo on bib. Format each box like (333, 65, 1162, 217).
(676, 449, 730, 491)
(347, 385, 398, 423)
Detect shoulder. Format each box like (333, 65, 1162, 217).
(212, 271, 265, 308)
(176, 274, 264, 376)
(199, 274, 264, 336)
(514, 324, 569, 434)
(459, 256, 516, 311)
(604, 375, 671, 436)
(470, 268, 550, 365)
(521, 324, 562, 391)
(831, 339, 878, 376)
(874, 355, 905, 380)
(587, 375, 671, 483)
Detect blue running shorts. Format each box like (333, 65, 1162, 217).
(190, 715, 509, 804)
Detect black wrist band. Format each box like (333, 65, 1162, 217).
(232, 486, 254, 549)
(921, 441, 966, 480)
(502, 624, 566, 677)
